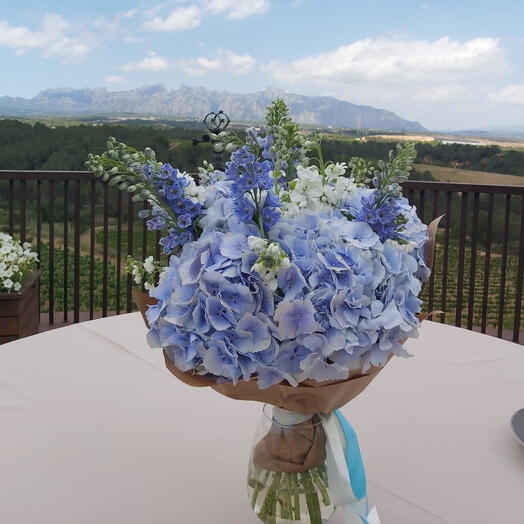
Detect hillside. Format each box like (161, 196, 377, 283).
(0, 85, 426, 132)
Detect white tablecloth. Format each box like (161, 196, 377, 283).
(1, 313, 523, 523)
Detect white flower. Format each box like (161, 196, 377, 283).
(3, 278, 13, 289)
(325, 162, 347, 181)
(144, 282, 153, 291)
(385, 238, 417, 253)
(143, 256, 155, 274)
(267, 243, 283, 257)
(250, 241, 290, 290)
(13, 282, 21, 292)
(182, 173, 207, 205)
(251, 262, 267, 275)
(247, 236, 268, 253)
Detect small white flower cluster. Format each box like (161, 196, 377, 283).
(0, 233, 38, 293)
(126, 255, 162, 291)
(197, 161, 215, 184)
(181, 172, 207, 205)
(248, 236, 290, 291)
(282, 162, 357, 216)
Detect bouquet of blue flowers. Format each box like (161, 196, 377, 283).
(88, 100, 436, 524)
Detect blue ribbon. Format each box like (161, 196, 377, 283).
(334, 409, 370, 523)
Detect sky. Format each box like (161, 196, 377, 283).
(1, 0, 524, 130)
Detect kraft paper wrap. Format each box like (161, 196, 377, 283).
(253, 417, 327, 473)
(135, 216, 441, 472)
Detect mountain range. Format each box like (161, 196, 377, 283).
(0, 85, 425, 132)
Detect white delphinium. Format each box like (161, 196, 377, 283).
(282, 162, 357, 216)
(248, 236, 290, 291)
(0, 233, 38, 293)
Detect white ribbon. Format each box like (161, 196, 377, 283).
(272, 407, 380, 524)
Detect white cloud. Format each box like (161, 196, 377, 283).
(143, 5, 202, 31)
(414, 84, 468, 102)
(122, 8, 139, 19)
(264, 37, 504, 84)
(489, 84, 524, 105)
(0, 14, 95, 59)
(141, 0, 269, 32)
(121, 51, 170, 71)
(104, 75, 125, 84)
(180, 49, 255, 76)
(207, 0, 270, 19)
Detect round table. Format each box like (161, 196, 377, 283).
(1, 314, 523, 523)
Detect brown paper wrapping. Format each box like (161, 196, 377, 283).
(253, 417, 327, 473)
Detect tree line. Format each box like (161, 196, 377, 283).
(1, 119, 522, 254)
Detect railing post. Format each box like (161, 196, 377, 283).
(513, 195, 524, 343)
(48, 180, 55, 325)
(74, 180, 81, 323)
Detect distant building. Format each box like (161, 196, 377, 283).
(437, 137, 482, 146)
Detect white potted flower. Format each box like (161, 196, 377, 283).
(125, 255, 163, 325)
(0, 233, 40, 344)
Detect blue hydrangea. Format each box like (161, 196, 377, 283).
(137, 132, 429, 388)
(147, 194, 429, 388)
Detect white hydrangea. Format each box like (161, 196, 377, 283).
(0, 233, 38, 293)
(282, 162, 357, 216)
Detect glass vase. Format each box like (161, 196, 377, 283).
(247, 404, 335, 524)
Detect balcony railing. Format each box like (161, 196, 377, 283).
(1, 170, 523, 344)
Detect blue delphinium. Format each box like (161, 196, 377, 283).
(142, 163, 204, 253)
(225, 145, 281, 234)
(356, 192, 402, 242)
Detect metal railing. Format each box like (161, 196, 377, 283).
(1, 171, 523, 343)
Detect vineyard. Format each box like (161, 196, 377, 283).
(36, 241, 523, 334)
(422, 243, 522, 332)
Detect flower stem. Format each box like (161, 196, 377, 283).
(311, 470, 331, 507)
(291, 473, 301, 521)
(300, 471, 322, 524)
(257, 472, 282, 522)
(251, 469, 270, 508)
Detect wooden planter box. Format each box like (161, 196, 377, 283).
(0, 270, 40, 345)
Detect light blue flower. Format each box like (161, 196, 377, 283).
(274, 299, 322, 340)
(219, 284, 254, 313)
(277, 264, 307, 300)
(299, 353, 349, 382)
(235, 313, 272, 352)
(220, 233, 248, 259)
(205, 296, 236, 330)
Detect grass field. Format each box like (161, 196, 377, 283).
(415, 164, 524, 185)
